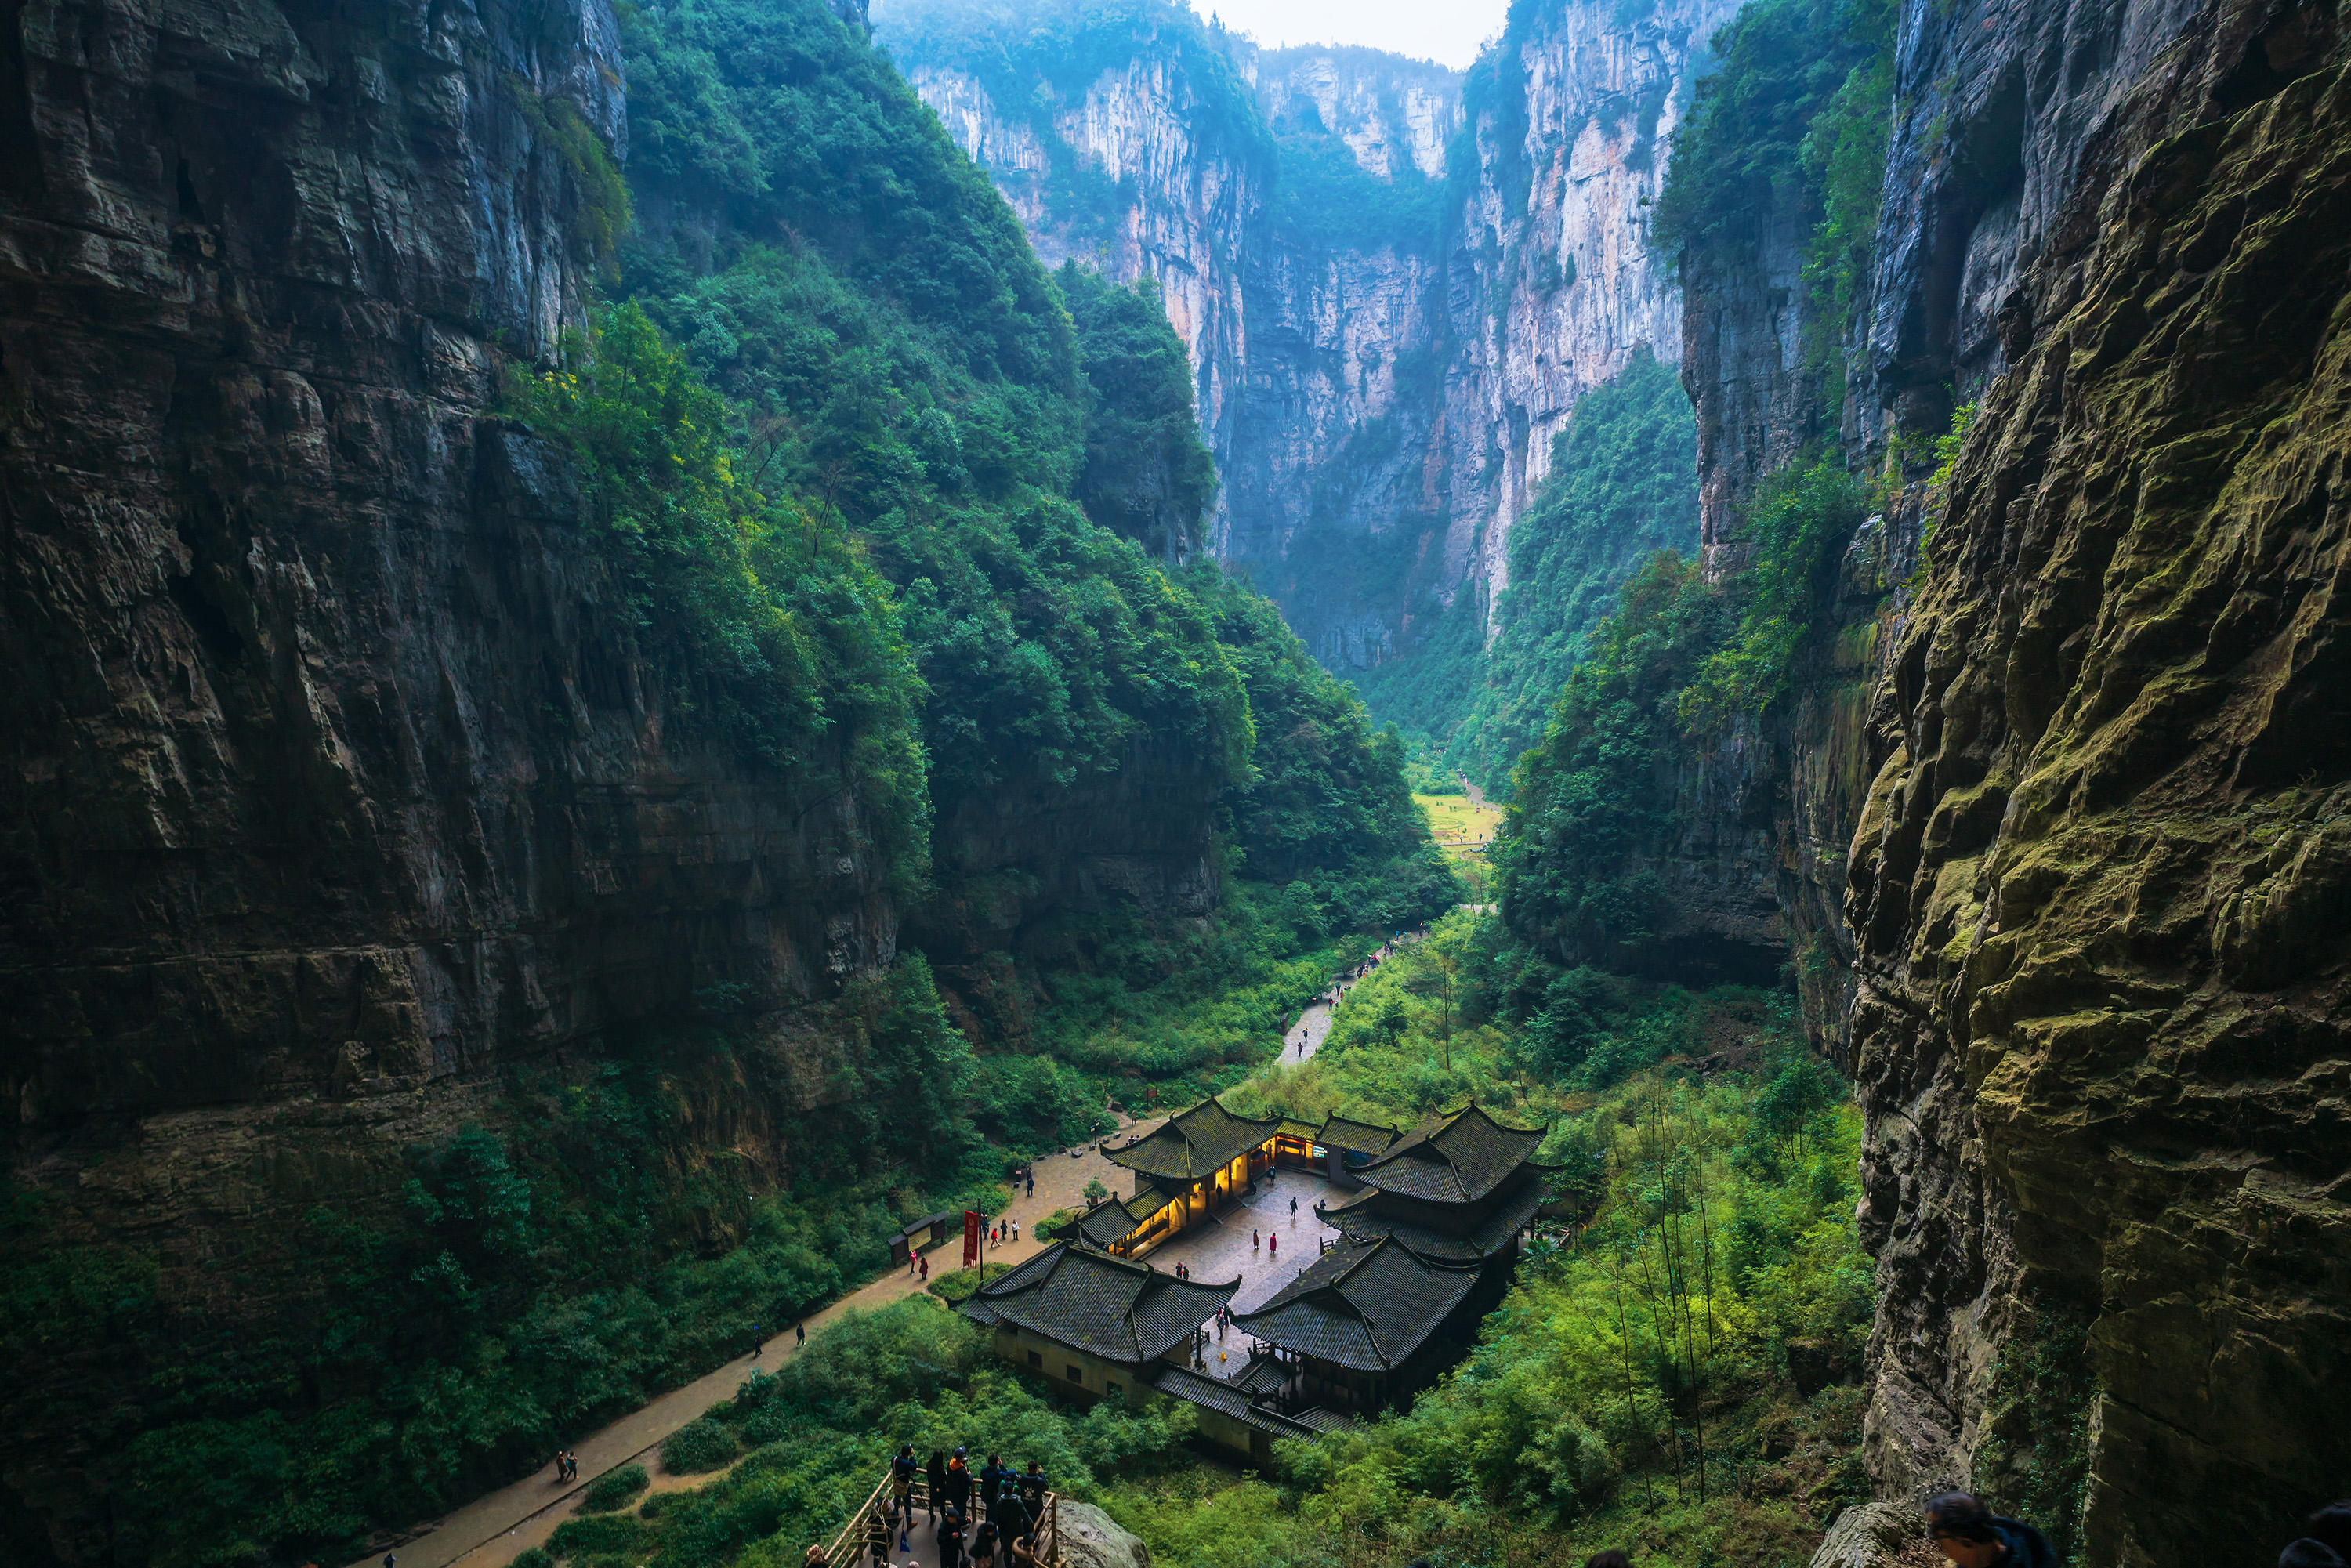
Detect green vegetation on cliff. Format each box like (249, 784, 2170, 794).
(7, 961, 986, 1568)
(1062, 266, 1222, 560)
(1349, 352, 1701, 793)
(0, 0, 1457, 1562)
(1489, 554, 1719, 967)
(1657, 0, 1896, 405)
(1487, 448, 1861, 974)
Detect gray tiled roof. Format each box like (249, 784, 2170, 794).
(1105, 1098, 1278, 1182)
(1316, 1114, 1400, 1156)
(1230, 1235, 1480, 1371)
(1325, 1173, 1547, 1260)
(1149, 1365, 1326, 1439)
(1077, 1199, 1141, 1249)
(1288, 1406, 1356, 1433)
(967, 1242, 1235, 1364)
(1353, 1103, 1545, 1203)
(1233, 1353, 1291, 1395)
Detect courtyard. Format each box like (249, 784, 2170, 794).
(1133, 1164, 1347, 1381)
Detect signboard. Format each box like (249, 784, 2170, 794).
(962, 1208, 981, 1269)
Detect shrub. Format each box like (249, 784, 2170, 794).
(549, 1514, 647, 1558)
(577, 1463, 649, 1513)
(661, 1417, 740, 1475)
(929, 1262, 1010, 1305)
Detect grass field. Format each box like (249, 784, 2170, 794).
(1415, 791, 1502, 887)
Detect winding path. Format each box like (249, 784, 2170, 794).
(356, 1144, 1135, 1568)
(359, 947, 1382, 1568)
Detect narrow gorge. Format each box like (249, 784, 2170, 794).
(0, 0, 2343, 1558)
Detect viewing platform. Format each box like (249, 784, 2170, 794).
(820, 1472, 1062, 1568)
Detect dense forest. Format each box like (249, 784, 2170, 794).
(0, 0, 1455, 1556)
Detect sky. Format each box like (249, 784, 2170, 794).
(1191, 0, 1511, 69)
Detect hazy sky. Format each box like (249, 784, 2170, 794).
(1192, 0, 1510, 69)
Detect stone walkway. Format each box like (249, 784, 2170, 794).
(1143, 1168, 1346, 1325)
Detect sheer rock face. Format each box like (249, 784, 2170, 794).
(893, 0, 1736, 662)
(0, 0, 1229, 1548)
(0, 0, 924, 1128)
(1667, 0, 2351, 1550)
(1842, 18, 2351, 1559)
(1430, 0, 1737, 628)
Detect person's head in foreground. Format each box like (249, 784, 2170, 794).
(1927, 1492, 2021, 1568)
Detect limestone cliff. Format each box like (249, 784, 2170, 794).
(882, 0, 1735, 664)
(1427, 0, 1734, 626)
(1662, 0, 2351, 1547)
(0, 0, 1244, 1551)
(0, 0, 907, 1546)
(1841, 8, 2351, 1559)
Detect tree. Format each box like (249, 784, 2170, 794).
(1403, 943, 1460, 1068)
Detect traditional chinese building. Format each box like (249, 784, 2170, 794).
(1317, 1102, 1553, 1266)
(958, 1238, 1339, 1466)
(1091, 1098, 1453, 1258)
(1231, 1103, 1551, 1415)
(1098, 1097, 1280, 1253)
(973, 1101, 1552, 1456)
(958, 1241, 1236, 1405)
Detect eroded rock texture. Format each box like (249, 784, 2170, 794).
(0, 0, 924, 1543)
(0, 0, 932, 1131)
(1846, 15, 2351, 1560)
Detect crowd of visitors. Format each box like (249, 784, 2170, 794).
(812, 1445, 1051, 1568)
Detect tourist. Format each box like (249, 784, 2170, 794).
(1268, 1232, 1276, 1257)
(970, 1520, 1000, 1568)
(805, 1540, 828, 1568)
(944, 1447, 972, 1512)
(892, 1445, 918, 1543)
(927, 1449, 947, 1522)
(866, 1505, 893, 1568)
(1012, 1220, 1020, 1244)
(940, 1502, 967, 1568)
(1290, 1197, 1298, 1216)
(1009, 1536, 1038, 1568)
(920, 1255, 929, 1283)
(797, 1320, 806, 1347)
(1018, 1460, 1047, 1519)
(978, 1452, 1007, 1514)
(2280, 1544, 2346, 1568)
(2305, 1501, 2351, 1560)
(1252, 1228, 1259, 1250)
(752, 1320, 763, 1357)
(1925, 1491, 2054, 1568)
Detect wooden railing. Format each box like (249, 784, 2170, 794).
(821, 1476, 1060, 1568)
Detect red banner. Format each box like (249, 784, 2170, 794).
(963, 1209, 981, 1269)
